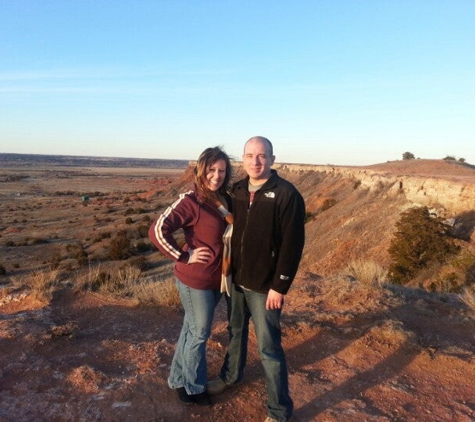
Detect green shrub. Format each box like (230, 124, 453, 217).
(388, 206, 460, 284)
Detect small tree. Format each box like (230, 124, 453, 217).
(443, 155, 456, 161)
(402, 151, 415, 160)
(388, 206, 460, 284)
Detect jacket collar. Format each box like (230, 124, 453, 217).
(236, 169, 279, 192)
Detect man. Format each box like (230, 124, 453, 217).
(207, 136, 306, 422)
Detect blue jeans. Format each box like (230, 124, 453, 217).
(168, 278, 222, 395)
(220, 284, 293, 421)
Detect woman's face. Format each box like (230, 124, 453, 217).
(205, 159, 226, 191)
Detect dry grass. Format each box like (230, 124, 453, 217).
(306, 275, 392, 313)
(459, 284, 475, 312)
(345, 259, 387, 288)
(10, 268, 61, 303)
(75, 264, 181, 309)
(132, 276, 181, 308)
(363, 318, 415, 348)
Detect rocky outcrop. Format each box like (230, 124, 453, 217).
(274, 163, 475, 215)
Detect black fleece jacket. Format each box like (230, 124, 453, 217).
(231, 170, 306, 294)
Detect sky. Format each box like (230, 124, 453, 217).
(1, 1, 474, 166)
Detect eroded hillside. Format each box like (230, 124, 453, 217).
(273, 160, 475, 279)
(1, 158, 475, 421)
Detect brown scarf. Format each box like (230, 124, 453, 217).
(214, 199, 233, 296)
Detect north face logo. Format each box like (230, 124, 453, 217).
(264, 192, 275, 198)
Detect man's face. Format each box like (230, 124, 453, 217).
(242, 139, 275, 183)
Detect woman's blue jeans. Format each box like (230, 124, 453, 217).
(168, 278, 222, 394)
(220, 284, 293, 421)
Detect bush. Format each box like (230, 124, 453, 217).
(29, 237, 49, 245)
(0, 264, 6, 276)
(92, 232, 112, 243)
(129, 256, 149, 271)
(136, 241, 151, 253)
(109, 231, 132, 260)
(138, 224, 149, 238)
(402, 151, 415, 160)
(320, 198, 337, 212)
(388, 206, 460, 284)
(304, 212, 313, 223)
(48, 253, 62, 270)
(66, 242, 88, 266)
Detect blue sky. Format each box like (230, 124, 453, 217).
(1, 1, 474, 165)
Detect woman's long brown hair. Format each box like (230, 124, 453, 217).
(193, 146, 232, 203)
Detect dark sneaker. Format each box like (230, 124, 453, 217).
(193, 391, 212, 407)
(176, 387, 194, 406)
(206, 376, 228, 395)
(207, 376, 241, 395)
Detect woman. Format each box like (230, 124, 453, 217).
(148, 146, 232, 407)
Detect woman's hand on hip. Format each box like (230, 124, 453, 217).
(187, 247, 212, 264)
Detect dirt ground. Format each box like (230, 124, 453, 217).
(1, 159, 475, 421)
(1, 274, 475, 422)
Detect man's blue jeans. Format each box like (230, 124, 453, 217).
(220, 284, 293, 421)
(168, 278, 222, 394)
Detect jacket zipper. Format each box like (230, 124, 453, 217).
(239, 188, 261, 280)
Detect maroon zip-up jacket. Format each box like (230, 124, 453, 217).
(148, 188, 230, 290)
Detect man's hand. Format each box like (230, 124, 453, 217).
(266, 289, 284, 310)
(187, 247, 212, 264)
